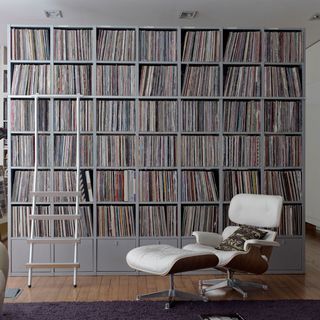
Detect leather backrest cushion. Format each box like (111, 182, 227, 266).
(229, 194, 283, 228)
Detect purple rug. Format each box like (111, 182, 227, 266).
(3, 300, 320, 320)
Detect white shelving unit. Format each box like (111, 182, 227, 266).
(8, 25, 305, 275)
(0, 46, 8, 240)
(0, 46, 7, 167)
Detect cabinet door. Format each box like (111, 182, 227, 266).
(268, 238, 304, 273)
(11, 239, 51, 274)
(54, 239, 94, 272)
(97, 239, 136, 272)
(181, 237, 196, 248)
(139, 238, 178, 247)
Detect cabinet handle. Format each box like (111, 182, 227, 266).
(115, 241, 118, 246)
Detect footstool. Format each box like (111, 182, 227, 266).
(126, 244, 218, 309)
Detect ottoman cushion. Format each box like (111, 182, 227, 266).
(126, 244, 218, 276)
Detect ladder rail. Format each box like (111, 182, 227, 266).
(28, 94, 39, 287)
(73, 94, 81, 287)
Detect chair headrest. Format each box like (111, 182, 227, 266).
(229, 194, 283, 228)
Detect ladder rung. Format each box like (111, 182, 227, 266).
(27, 238, 81, 244)
(30, 191, 82, 198)
(26, 263, 80, 269)
(29, 214, 81, 221)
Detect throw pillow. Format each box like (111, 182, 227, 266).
(215, 225, 267, 251)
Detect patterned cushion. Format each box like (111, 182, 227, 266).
(215, 225, 267, 251)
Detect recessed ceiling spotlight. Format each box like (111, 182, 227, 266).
(310, 13, 320, 21)
(44, 10, 63, 18)
(179, 11, 198, 19)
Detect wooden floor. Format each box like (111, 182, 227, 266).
(6, 228, 320, 303)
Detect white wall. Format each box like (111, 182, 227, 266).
(306, 41, 320, 228)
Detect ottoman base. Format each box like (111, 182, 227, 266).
(137, 274, 207, 309)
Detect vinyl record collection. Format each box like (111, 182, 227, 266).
(97, 100, 135, 132)
(97, 29, 135, 61)
(223, 101, 261, 132)
(182, 30, 221, 61)
(139, 206, 177, 237)
(139, 30, 177, 61)
(139, 100, 177, 132)
(11, 28, 50, 60)
(224, 31, 261, 62)
(97, 206, 135, 237)
(54, 29, 92, 61)
(182, 100, 219, 132)
(182, 206, 218, 236)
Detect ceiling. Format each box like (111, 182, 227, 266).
(0, 0, 320, 48)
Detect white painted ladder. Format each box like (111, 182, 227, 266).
(26, 93, 82, 288)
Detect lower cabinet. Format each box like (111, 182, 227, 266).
(10, 239, 93, 274)
(10, 236, 304, 274)
(11, 239, 51, 274)
(269, 237, 304, 273)
(181, 237, 196, 248)
(54, 239, 94, 273)
(97, 239, 136, 272)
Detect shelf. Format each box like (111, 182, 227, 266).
(96, 131, 135, 135)
(264, 62, 303, 66)
(181, 132, 220, 135)
(138, 132, 178, 135)
(54, 60, 94, 64)
(53, 167, 95, 170)
(223, 61, 261, 65)
(97, 60, 136, 64)
(96, 167, 136, 170)
(264, 132, 303, 135)
(139, 61, 178, 65)
(263, 97, 305, 100)
(96, 202, 136, 205)
(222, 167, 261, 170)
(181, 61, 220, 65)
(11, 131, 50, 134)
(53, 131, 94, 134)
(11, 202, 93, 205)
(139, 202, 178, 205)
(11, 166, 94, 170)
(180, 96, 220, 99)
(265, 167, 303, 170)
(223, 132, 261, 135)
(181, 201, 220, 205)
(181, 167, 220, 170)
(11, 60, 50, 64)
(222, 97, 262, 100)
(138, 96, 178, 99)
(97, 236, 136, 240)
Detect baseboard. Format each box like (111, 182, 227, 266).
(306, 216, 320, 229)
(306, 222, 316, 231)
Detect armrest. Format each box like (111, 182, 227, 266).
(192, 231, 223, 247)
(244, 239, 280, 252)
